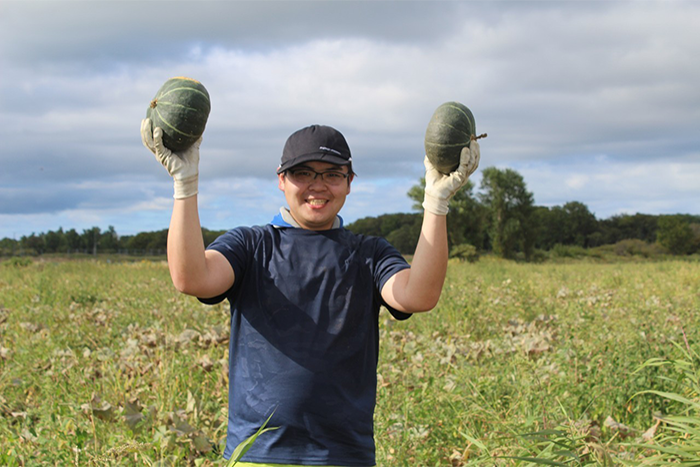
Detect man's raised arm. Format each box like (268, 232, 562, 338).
(381, 141, 480, 313)
(141, 119, 234, 298)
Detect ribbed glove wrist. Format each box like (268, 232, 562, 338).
(423, 192, 450, 216)
(173, 175, 199, 199)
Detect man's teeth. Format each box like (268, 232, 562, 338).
(308, 199, 327, 206)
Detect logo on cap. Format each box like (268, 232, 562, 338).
(319, 146, 342, 156)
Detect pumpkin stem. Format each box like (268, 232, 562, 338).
(150, 99, 158, 109)
(471, 133, 487, 141)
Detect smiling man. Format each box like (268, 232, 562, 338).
(141, 121, 480, 466)
(276, 125, 355, 231)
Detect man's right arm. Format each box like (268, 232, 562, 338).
(141, 118, 234, 299)
(168, 196, 235, 298)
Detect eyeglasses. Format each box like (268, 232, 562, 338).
(286, 168, 350, 186)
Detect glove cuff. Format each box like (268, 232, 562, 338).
(422, 192, 449, 216)
(173, 175, 199, 199)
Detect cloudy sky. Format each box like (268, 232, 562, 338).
(1, 0, 698, 240)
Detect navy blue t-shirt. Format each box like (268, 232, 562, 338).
(201, 219, 410, 466)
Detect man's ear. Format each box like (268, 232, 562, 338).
(346, 174, 354, 194)
(278, 172, 286, 191)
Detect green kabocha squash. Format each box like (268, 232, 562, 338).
(424, 101, 476, 174)
(147, 77, 211, 151)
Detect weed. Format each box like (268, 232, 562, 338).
(1, 258, 699, 465)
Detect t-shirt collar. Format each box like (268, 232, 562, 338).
(271, 207, 343, 229)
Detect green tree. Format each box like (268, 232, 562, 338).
(344, 217, 383, 237)
(82, 227, 101, 255)
(533, 204, 597, 250)
(0, 237, 19, 256)
(44, 228, 65, 253)
(64, 228, 82, 253)
(690, 223, 700, 254)
(657, 215, 694, 255)
(127, 229, 168, 253)
(21, 233, 45, 255)
(560, 201, 598, 247)
(385, 222, 421, 255)
(99, 226, 119, 253)
(346, 213, 422, 255)
(533, 206, 566, 251)
(598, 213, 658, 244)
(479, 167, 535, 260)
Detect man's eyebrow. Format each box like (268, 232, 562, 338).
(293, 165, 346, 173)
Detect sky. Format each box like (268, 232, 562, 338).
(1, 0, 699, 240)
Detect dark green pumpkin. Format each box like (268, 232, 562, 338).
(424, 102, 476, 174)
(146, 77, 211, 151)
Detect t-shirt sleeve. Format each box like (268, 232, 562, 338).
(197, 227, 252, 305)
(373, 237, 412, 321)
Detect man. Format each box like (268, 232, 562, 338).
(141, 120, 480, 466)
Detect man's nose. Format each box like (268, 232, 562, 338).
(308, 174, 327, 189)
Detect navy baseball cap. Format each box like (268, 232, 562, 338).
(277, 125, 353, 174)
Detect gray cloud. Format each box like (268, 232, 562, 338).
(0, 175, 162, 215)
(1, 0, 699, 238)
(0, 1, 466, 65)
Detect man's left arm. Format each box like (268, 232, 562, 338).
(381, 141, 480, 313)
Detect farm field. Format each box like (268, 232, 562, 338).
(1, 256, 699, 466)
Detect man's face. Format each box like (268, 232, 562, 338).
(278, 161, 353, 231)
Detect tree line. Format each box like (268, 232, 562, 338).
(2, 166, 699, 259)
(0, 226, 227, 258)
(347, 166, 700, 259)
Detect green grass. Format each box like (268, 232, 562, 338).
(1, 256, 699, 465)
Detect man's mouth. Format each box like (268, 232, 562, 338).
(307, 199, 328, 207)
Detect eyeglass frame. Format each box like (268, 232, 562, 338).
(284, 166, 352, 186)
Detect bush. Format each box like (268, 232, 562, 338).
(529, 248, 549, 263)
(449, 243, 479, 263)
(657, 215, 695, 255)
(613, 239, 666, 258)
(2, 257, 32, 267)
(551, 243, 588, 258)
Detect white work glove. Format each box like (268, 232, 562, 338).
(141, 118, 200, 199)
(423, 140, 480, 215)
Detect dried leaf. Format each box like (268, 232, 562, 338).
(642, 419, 661, 441)
(443, 378, 457, 393)
(450, 449, 465, 467)
(178, 329, 201, 345)
(169, 411, 196, 436)
(19, 322, 43, 333)
(124, 398, 144, 430)
(89, 394, 114, 420)
(199, 326, 229, 348)
(198, 354, 215, 372)
(192, 433, 213, 453)
(604, 415, 634, 438)
(21, 428, 38, 442)
(140, 332, 159, 348)
(95, 347, 115, 361)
